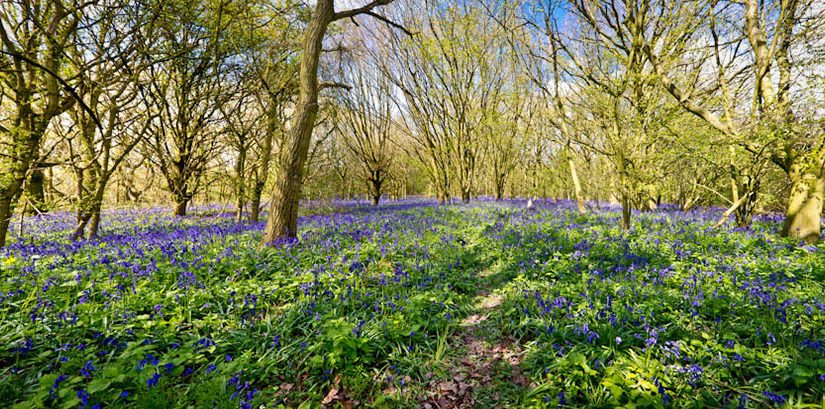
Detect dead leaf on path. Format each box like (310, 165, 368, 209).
(321, 375, 340, 405)
(438, 381, 456, 393)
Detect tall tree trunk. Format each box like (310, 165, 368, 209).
(460, 185, 471, 204)
(0, 196, 15, 248)
(86, 180, 108, 239)
(174, 198, 188, 217)
(617, 152, 631, 231)
(26, 169, 47, 214)
(781, 162, 823, 243)
(261, 0, 333, 244)
(71, 215, 91, 241)
(566, 141, 585, 214)
(436, 188, 450, 205)
(494, 174, 506, 201)
(235, 181, 246, 223)
(250, 183, 264, 223)
(235, 148, 247, 222)
(369, 174, 382, 206)
(88, 208, 102, 239)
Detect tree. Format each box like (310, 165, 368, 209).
(242, 3, 300, 222)
(0, 0, 89, 247)
(334, 61, 394, 206)
(143, 0, 241, 216)
(262, 0, 400, 244)
(640, 0, 825, 241)
(385, 0, 509, 203)
(554, 0, 672, 229)
(64, 1, 154, 239)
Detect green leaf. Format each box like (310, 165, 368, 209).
(88, 378, 111, 394)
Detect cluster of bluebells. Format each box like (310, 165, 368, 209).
(0, 199, 822, 407)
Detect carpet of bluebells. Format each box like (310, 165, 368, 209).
(0, 199, 823, 408)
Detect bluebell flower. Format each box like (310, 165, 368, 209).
(77, 389, 90, 407)
(80, 360, 95, 378)
(762, 391, 785, 404)
(147, 373, 161, 388)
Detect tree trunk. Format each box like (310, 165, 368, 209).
(86, 182, 108, 239)
(0, 196, 14, 248)
(26, 169, 47, 214)
(174, 199, 188, 217)
(617, 153, 631, 231)
(250, 182, 264, 223)
(782, 165, 823, 243)
(369, 177, 382, 206)
(235, 148, 247, 223)
(461, 188, 471, 204)
(71, 215, 91, 241)
(261, 0, 333, 244)
(236, 192, 245, 223)
(567, 142, 585, 214)
(436, 189, 450, 205)
(494, 175, 505, 201)
(88, 209, 102, 239)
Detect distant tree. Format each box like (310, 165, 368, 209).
(143, 0, 242, 216)
(640, 0, 825, 241)
(64, 1, 155, 239)
(385, 0, 508, 203)
(335, 63, 394, 206)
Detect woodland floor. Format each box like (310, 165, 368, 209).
(0, 199, 823, 408)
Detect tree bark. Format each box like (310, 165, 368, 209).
(174, 199, 188, 217)
(460, 187, 471, 204)
(369, 176, 382, 206)
(250, 186, 263, 223)
(88, 208, 102, 239)
(436, 189, 450, 205)
(781, 163, 823, 243)
(567, 142, 585, 214)
(261, 0, 333, 244)
(0, 196, 15, 248)
(617, 152, 631, 231)
(26, 169, 47, 214)
(235, 148, 246, 222)
(494, 175, 506, 201)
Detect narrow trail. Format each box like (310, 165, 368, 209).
(418, 269, 528, 408)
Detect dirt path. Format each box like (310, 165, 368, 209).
(418, 271, 528, 408)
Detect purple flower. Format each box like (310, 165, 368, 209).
(762, 391, 785, 404)
(77, 389, 89, 407)
(80, 360, 95, 378)
(147, 373, 160, 388)
(49, 374, 68, 398)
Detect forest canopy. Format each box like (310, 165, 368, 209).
(1, 0, 824, 246)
